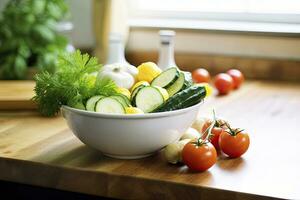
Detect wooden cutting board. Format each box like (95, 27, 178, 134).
(0, 81, 36, 110)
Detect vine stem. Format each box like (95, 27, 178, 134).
(197, 110, 216, 146)
(224, 122, 244, 136)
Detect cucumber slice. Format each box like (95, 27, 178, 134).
(111, 94, 131, 107)
(119, 94, 131, 106)
(131, 84, 147, 106)
(135, 86, 164, 113)
(167, 72, 185, 96)
(182, 71, 193, 89)
(95, 97, 125, 114)
(151, 67, 179, 88)
(86, 95, 104, 111)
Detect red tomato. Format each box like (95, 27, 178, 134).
(192, 68, 211, 83)
(227, 69, 244, 89)
(214, 73, 234, 95)
(202, 119, 227, 150)
(182, 141, 217, 171)
(219, 129, 250, 158)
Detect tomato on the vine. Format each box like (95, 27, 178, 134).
(202, 119, 227, 151)
(219, 128, 250, 158)
(182, 141, 217, 171)
(192, 68, 211, 83)
(227, 69, 244, 89)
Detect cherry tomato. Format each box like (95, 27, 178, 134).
(227, 69, 244, 89)
(182, 141, 217, 171)
(202, 119, 227, 150)
(192, 68, 211, 83)
(214, 73, 234, 95)
(219, 129, 250, 158)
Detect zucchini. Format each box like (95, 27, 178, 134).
(111, 94, 131, 107)
(151, 67, 179, 88)
(135, 86, 165, 113)
(95, 97, 125, 114)
(152, 85, 206, 113)
(167, 72, 185, 96)
(86, 95, 104, 111)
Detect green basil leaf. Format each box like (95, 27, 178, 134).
(32, 25, 55, 42)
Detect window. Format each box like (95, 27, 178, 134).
(129, 0, 300, 23)
(128, 0, 300, 33)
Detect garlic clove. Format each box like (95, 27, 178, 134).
(178, 139, 192, 162)
(164, 142, 181, 164)
(163, 139, 191, 164)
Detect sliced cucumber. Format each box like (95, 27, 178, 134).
(135, 86, 164, 113)
(119, 94, 131, 106)
(86, 95, 104, 111)
(167, 72, 185, 96)
(151, 67, 179, 88)
(95, 97, 125, 114)
(111, 94, 131, 107)
(182, 71, 193, 89)
(131, 84, 147, 106)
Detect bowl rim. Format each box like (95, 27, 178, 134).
(61, 101, 203, 119)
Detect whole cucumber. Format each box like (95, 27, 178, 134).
(153, 85, 206, 112)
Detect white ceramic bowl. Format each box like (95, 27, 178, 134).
(61, 102, 202, 159)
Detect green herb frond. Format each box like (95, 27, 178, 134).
(94, 77, 118, 96)
(33, 50, 117, 116)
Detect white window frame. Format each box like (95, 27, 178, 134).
(128, 0, 300, 34)
(128, 0, 300, 24)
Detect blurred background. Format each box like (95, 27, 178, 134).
(1, 0, 300, 81)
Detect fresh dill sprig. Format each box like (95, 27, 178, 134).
(33, 50, 117, 116)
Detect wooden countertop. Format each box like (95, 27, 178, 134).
(1, 81, 300, 199)
(0, 81, 36, 110)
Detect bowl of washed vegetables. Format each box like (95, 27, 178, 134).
(34, 51, 209, 159)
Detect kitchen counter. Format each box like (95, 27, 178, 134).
(0, 81, 300, 200)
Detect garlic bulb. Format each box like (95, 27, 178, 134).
(98, 63, 137, 89)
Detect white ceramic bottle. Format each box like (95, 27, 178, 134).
(99, 33, 138, 89)
(106, 33, 130, 65)
(157, 30, 177, 70)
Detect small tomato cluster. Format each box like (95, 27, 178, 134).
(192, 68, 244, 95)
(164, 114, 250, 172)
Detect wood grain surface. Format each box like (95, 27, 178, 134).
(0, 81, 36, 110)
(0, 81, 300, 200)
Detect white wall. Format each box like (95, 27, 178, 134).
(65, 0, 95, 48)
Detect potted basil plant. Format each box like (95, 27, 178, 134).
(0, 0, 73, 80)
